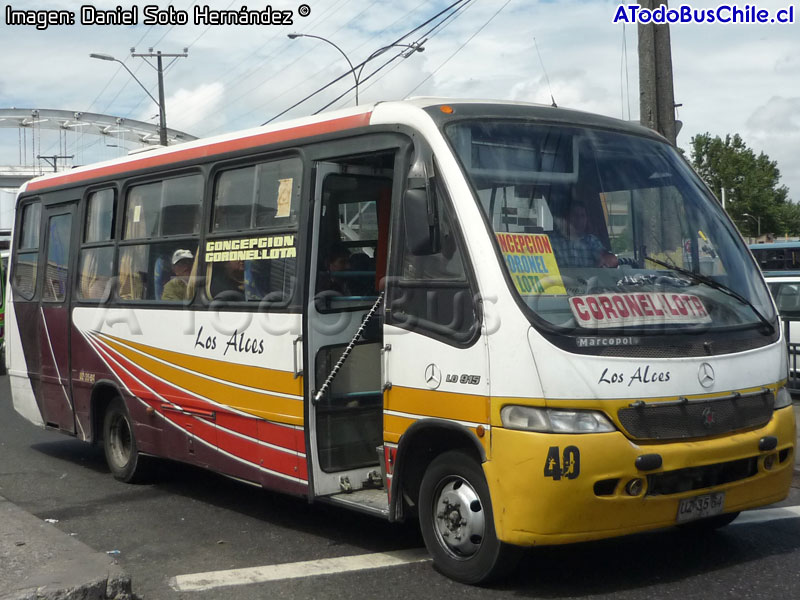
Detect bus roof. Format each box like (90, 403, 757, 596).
(19, 97, 660, 197)
(749, 241, 800, 250)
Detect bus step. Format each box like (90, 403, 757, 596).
(323, 488, 389, 518)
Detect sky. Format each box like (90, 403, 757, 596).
(1, 0, 798, 205)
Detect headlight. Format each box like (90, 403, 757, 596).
(500, 405, 616, 433)
(774, 386, 793, 409)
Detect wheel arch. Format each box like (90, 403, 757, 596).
(389, 419, 486, 521)
(90, 379, 126, 444)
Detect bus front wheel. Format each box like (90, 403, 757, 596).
(103, 397, 146, 483)
(418, 450, 522, 584)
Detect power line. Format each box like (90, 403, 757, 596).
(341, 0, 477, 108)
(170, 0, 354, 124)
(104, 0, 199, 119)
(200, 0, 431, 134)
(406, 0, 513, 97)
(85, 21, 158, 114)
(262, 0, 470, 125)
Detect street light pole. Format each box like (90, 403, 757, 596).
(287, 34, 359, 104)
(287, 34, 424, 108)
(90, 48, 188, 146)
(156, 52, 167, 147)
(742, 213, 761, 238)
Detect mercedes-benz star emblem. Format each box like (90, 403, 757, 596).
(424, 364, 442, 390)
(698, 362, 715, 388)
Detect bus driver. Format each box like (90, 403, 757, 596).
(550, 201, 618, 268)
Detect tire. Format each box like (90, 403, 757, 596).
(678, 511, 740, 532)
(418, 450, 522, 584)
(103, 397, 147, 483)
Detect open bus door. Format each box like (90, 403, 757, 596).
(305, 158, 393, 512)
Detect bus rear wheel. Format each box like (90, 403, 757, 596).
(418, 450, 522, 584)
(103, 397, 147, 483)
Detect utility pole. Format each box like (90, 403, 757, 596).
(638, 0, 679, 145)
(37, 154, 74, 172)
(130, 48, 188, 146)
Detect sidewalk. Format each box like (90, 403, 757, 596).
(0, 495, 133, 600)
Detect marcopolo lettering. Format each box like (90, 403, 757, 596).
(577, 336, 640, 348)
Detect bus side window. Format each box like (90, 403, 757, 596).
(117, 175, 203, 302)
(12, 201, 42, 300)
(207, 157, 301, 305)
(388, 186, 479, 344)
(78, 189, 115, 302)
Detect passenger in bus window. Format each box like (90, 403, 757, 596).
(161, 249, 194, 301)
(210, 259, 245, 301)
(550, 201, 618, 268)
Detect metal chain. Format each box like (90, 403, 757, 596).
(314, 291, 384, 404)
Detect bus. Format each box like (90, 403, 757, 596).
(6, 99, 794, 584)
(749, 242, 800, 388)
(749, 241, 800, 276)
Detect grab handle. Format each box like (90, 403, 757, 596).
(292, 336, 303, 379)
(381, 344, 392, 391)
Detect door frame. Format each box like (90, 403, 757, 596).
(38, 201, 78, 433)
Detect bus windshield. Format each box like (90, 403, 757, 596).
(445, 120, 775, 334)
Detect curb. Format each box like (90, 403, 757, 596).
(0, 496, 134, 600)
(2, 573, 132, 600)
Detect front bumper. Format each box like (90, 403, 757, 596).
(483, 404, 795, 546)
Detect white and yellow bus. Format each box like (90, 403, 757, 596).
(7, 99, 794, 583)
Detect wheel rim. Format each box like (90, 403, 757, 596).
(108, 412, 132, 469)
(431, 475, 485, 559)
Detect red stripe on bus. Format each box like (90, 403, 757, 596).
(215, 427, 307, 481)
(216, 411, 305, 454)
(26, 112, 373, 192)
(91, 335, 306, 478)
(93, 335, 217, 413)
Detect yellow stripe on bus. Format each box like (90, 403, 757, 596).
(383, 412, 490, 455)
(102, 333, 302, 396)
(385, 386, 489, 425)
(99, 335, 304, 426)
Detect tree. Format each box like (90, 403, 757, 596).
(690, 133, 796, 237)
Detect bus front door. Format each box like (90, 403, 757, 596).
(38, 203, 76, 433)
(306, 159, 393, 498)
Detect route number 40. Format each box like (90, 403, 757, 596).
(543, 446, 581, 480)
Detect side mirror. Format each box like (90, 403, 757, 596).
(404, 186, 438, 255)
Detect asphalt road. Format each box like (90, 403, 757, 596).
(2, 376, 800, 600)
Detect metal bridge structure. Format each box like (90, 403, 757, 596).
(0, 107, 197, 188)
(0, 108, 198, 231)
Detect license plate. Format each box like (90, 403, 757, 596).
(676, 492, 725, 523)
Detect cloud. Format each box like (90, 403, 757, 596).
(745, 96, 800, 134)
(157, 82, 227, 134)
(744, 96, 800, 201)
(0, 0, 798, 202)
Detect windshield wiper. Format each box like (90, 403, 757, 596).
(643, 255, 775, 334)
